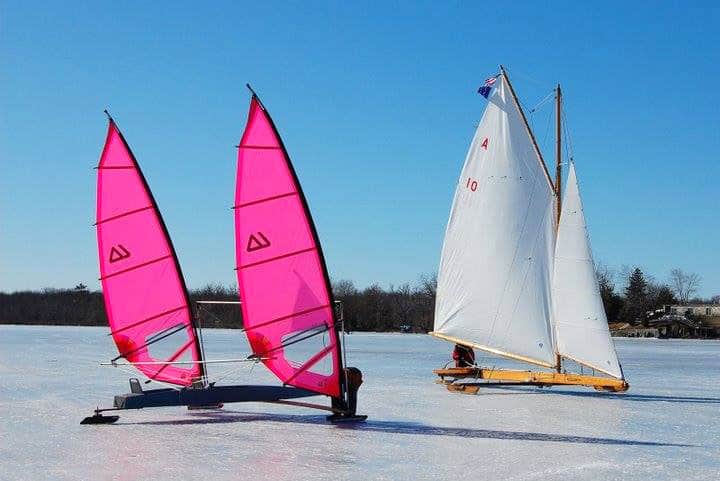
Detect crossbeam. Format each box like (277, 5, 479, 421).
(113, 384, 320, 410)
(101, 357, 268, 367)
(195, 300, 344, 305)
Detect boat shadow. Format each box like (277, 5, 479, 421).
(124, 410, 693, 447)
(477, 385, 720, 404)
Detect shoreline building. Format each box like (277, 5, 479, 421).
(611, 304, 720, 339)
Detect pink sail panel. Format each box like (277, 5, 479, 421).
(235, 97, 341, 397)
(96, 121, 203, 386)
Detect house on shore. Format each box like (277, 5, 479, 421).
(664, 304, 720, 330)
(611, 304, 720, 339)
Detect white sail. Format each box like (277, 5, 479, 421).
(433, 74, 558, 368)
(552, 163, 623, 378)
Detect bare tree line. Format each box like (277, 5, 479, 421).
(596, 265, 708, 324)
(669, 268, 702, 304)
(0, 267, 713, 329)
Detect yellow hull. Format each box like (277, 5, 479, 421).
(434, 367, 629, 393)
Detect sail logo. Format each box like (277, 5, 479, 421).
(109, 244, 131, 263)
(481, 137, 489, 150)
(247, 232, 271, 252)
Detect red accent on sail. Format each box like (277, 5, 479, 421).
(96, 122, 203, 386)
(235, 98, 341, 397)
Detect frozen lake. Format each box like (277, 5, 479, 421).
(1, 325, 719, 480)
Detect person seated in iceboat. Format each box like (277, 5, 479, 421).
(452, 344, 475, 367)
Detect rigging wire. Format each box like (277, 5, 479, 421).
(107, 362, 184, 391)
(503, 65, 548, 88)
(525, 89, 556, 161)
(207, 359, 259, 385)
(529, 91, 556, 114)
(541, 103, 554, 147)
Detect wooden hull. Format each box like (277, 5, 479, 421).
(434, 367, 629, 393)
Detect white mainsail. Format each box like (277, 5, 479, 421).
(552, 163, 623, 378)
(432, 73, 558, 368)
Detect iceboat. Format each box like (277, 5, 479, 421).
(83, 96, 365, 424)
(431, 66, 628, 394)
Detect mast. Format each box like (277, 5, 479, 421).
(555, 83, 562, 373)
(555, 84, 562, 226)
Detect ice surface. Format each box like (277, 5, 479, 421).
(1, 326, 719, 480)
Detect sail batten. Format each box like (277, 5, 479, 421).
(96, 121, 204, 386)
(433, 73, 557, 367)
(234, 95, 342, 398)
(552, 163, 623, 379)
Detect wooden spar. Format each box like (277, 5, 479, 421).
(434, 366, 629, 392)
(499, 65, 555, 193)
(429, 331, 556, 369)
(555, 83, 562, 224)
(555, 83, 563, 374)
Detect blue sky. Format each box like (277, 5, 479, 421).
(1, 1, 718, 296)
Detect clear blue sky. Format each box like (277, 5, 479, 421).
(1, 1, 718, 297)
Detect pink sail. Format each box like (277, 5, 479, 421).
(96, 120, 203, 386)
(234, 96, 341, 397)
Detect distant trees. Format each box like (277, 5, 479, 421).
(0, 288, 106, 326)
(596, 266, 703, 325)
(0, 266, 710, 331)
(189, 284, 241, 328)
(596, 265, 623, 323)
(620, 268, 650, 324)
(647, 283, 677, 310)
(0, 284, 240, 328)
(669, 268, 702, 304)
(332, 275, 436, 333)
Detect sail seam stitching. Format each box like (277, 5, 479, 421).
(239, 144, 282, 150)
(238, 247, 316, 269)
(108, 305, 187, 336)
(243, 304, 331, 333)
(233, 192, 298, 209)
(95, 205, 154, 225)
(100, 254, 173, 280)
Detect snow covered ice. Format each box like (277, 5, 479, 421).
(1, 325, 719, 480)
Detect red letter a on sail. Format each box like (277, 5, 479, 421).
(481, 138, 489, 150)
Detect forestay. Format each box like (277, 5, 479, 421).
(96, 121, 204, 386)
(433, 74, 558, 368)
(552, 163, 623, 378)
(234, 95, 341, 397)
